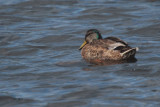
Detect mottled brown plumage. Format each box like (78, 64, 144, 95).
(79, 29, 138, 62)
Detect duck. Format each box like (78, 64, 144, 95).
(79, 29, 138, 63)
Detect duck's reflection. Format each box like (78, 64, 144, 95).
(85, 58, 137, 66)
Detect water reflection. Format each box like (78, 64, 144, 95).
(85, 58, 137, 66)
(0, 0, 160, 106)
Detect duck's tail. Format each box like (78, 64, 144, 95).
(120, 47, 139, 59)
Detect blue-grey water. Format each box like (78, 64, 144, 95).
(0, 0, 160, 107)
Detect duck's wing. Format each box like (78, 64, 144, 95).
(99, 37, 129, 51)
(104, 36, 128, 46)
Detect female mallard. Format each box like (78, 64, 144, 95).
(79, 29, 138, 62)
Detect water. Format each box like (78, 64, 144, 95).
(0, 0, 160, 106)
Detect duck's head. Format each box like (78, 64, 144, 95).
(79, 29, 102, 50)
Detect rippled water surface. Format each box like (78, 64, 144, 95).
(0, 0, 160, 106)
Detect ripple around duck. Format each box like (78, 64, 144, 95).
(0, 0, 160, 107)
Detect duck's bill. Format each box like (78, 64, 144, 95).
(79, 41, 87, 50)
